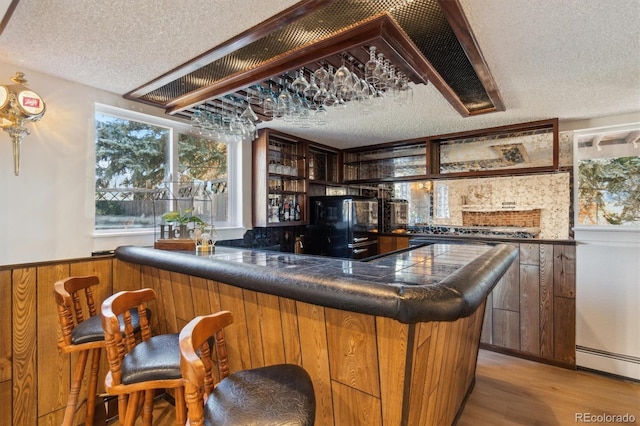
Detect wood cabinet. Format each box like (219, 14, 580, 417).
(377, 235, 411, 255)
(338, 119, 558, 184)
(309, 143, 341, 184)
(343, 139, 427, 183)
(481, 242, 576, 367)
(253, 129, 308, 227)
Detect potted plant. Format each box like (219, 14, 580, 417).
(161, 208, 206, 239)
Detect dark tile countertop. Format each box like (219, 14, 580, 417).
(115, 242, 517, 324)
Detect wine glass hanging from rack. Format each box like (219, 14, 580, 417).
(188, 46, 415, 138)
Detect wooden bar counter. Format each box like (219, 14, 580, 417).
(115, 242, 517, 426)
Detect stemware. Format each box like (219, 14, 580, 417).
(246, 85, 264, 105)
(191, 109, 204, 128)
(262, 81, 278, 118)
(291, 68, 309, 94)
(385, 65, 397, 97)
(313, 66, 330, 89)
(323, 90, 338, 107)
(376, 58, 391, 91)
(333, 57, 352, 93)
(297, 98, 313, 128)
(303, 73, 320, 105)
(314, 104, 328, 125)
(277, 78, 293, 118)
(364, 46, 379, 85)
(229, 111, 244, 135)
(313, 86, 330, 105)
(240, 102, 259, 123)
(372, 53, 386, 88)
(358, 80, 374, 114)
(286, 93, 304, 123)
(188, 44, 413, 134)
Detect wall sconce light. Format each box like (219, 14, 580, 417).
(0, 72, 46, 176)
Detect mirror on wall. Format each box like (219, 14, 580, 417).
(430, 119, 558, 176)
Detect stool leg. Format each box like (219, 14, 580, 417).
(123, 391, 141, 426)
(142, 389, 155, 425)
(117, 393, 129, 425)
(85, 347, 101, 425)
(174, 386, 187, 426)
(62, 349, 89, 426)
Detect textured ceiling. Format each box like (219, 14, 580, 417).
(0, 0, 639, 149)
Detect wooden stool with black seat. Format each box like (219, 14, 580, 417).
(179, 311, 316, 426)
(55, 275, 105, 426)
(101, 287, 186, 426)
(55, 275, 146, 425)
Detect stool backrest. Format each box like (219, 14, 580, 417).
(179, 311, 234, 425)
(54, 275, 100, 349)
(101, 288, 155, 386)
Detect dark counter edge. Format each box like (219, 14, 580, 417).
(114, 244, 518, 324)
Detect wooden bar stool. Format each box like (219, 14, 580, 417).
(55, 275, 146, 425)
(179, 311, 316, 426)
(101, 288, 186, 426)
(55, 275, 104, 426)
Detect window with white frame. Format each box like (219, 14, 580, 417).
(94, 104, 239, 232)
(574, 124, 640, 227)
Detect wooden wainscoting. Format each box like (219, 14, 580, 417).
(0, 256, 146, 426)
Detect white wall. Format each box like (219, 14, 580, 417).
(0, 62, 250, 266)
(575, 228, 640, 380)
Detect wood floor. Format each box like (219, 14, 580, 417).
(128, 349, 640, 425)
(458, 350, 639, 425)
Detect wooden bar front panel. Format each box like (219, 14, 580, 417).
(133, 262, 487, 426)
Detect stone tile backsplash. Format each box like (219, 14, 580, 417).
(435, 172, 571, 239)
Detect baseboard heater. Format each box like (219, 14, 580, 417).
(576, 345, 640, 381)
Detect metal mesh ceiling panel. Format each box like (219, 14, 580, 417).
(138, 0, 495, 114)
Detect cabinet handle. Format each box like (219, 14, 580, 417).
(353, 237, 369, 243)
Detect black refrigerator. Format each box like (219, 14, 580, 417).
(304, 195, 378, 259)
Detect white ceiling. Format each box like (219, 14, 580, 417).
(0, 0, 639, 149)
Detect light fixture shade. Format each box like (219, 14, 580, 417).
(15, 88, 46, 118)
(0, 85, 9, 110)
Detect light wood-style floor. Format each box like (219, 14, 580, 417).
(129, 349, 640, 425)
(458, 350, 639, 426)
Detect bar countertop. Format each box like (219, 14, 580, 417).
(115, 242, 517, 324)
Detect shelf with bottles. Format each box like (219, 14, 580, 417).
(343, 139, 427, 182)
(254, 129, 309, 227)
(267, 193, 305, 224)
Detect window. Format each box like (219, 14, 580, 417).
(94, 104, 239, 232)
(575, 125, 640, 227)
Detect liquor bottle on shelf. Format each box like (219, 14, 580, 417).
(269, 198, 279, 223)
(279, 198, 285, 222)
(294, 201, 301, 221)
(284, 198, 290, 221)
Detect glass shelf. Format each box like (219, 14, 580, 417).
(343, 142, 427, 181)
